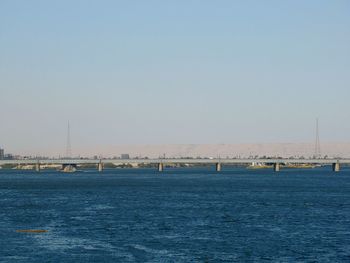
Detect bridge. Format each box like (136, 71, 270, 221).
(0, 158, 349, 172)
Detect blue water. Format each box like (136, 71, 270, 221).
(1, 167, 350, 262)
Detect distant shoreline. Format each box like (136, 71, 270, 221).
(11, 142, 350, 159)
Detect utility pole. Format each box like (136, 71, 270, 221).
(66, 121, 72, 158)
(315, 118, 321, 158)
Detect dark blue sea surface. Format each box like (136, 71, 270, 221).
(1, 167, 350, 262)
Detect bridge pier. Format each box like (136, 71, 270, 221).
(216, 163, 221, 172)
(98, 160, 103, 172)
(158, 163, 164, 172)
(35, 162, 40, 172)
(274, 163, 280, 172)
(332, 162, 340, 172)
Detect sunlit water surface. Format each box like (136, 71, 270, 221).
(1, 167, 350, 262)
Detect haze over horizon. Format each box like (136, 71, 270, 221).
(1, 1, 349, 155)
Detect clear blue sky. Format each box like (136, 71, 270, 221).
(0, 0, 349, 155)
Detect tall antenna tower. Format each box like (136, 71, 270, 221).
(315, 118, 321, 158)
(66, 121, 72, 158)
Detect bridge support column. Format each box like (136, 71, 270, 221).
(274, 163, 280, 172)
(216, 163, 221, 172)
(158, 163, 164, 172)
(98, 160, 103, 172)
(35, 162, 41, 172)
(332, 162, 340, 172)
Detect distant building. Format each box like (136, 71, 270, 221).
(4, 154, 13, 160)
(121, 154, 130, 159)
(0, 148, 4, 160)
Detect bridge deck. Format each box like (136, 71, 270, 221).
(1, 158, 350, 165)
